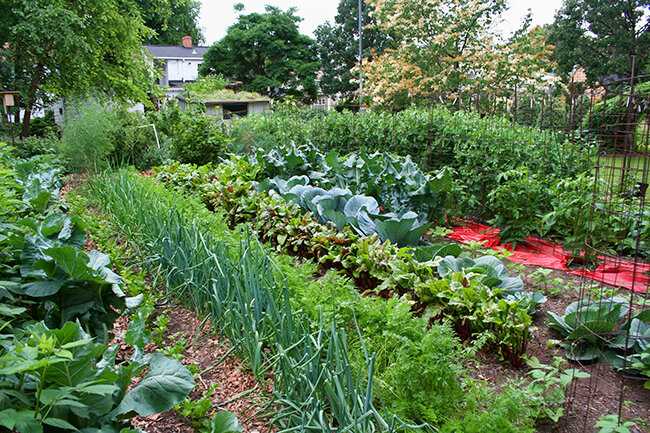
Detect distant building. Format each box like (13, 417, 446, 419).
(145, 36, 209, 98)
(177, 91, 271, 120)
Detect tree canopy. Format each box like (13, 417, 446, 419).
(314, 0, 392, 101)
(199, 6, 319, 101)
(362, 0, 554, 110)
(0, 0, 154, 136)
(548, 0, 650, 82)
(137, 0, 204, 45)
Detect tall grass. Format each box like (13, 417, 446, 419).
(59, 100, 118, 172)
(86, 170, 410, 432)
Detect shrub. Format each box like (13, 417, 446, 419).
(14, 134, 59, 159)
(58, 100, 118, 172)
(110, 108, 170, 169)
(487, 168, 552, 243)
(28, 110, 59, 138)
(171, 113, 230, 164)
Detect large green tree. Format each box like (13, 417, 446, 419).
(314, 0, 392, 100)
(200, 5, 319, 101)
(548, 0, 650, 81)
(137, 0, 204, 45)
(0, 0, 153, 137)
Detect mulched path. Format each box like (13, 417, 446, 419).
(114, 305, 275, 433)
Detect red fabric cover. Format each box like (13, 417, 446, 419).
(447, 222, 649, 293)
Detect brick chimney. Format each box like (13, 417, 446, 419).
(181, 35, 192, 49)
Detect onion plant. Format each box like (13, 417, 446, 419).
(86, 170, 411, 433)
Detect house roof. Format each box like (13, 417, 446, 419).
(144, 45, 209, 59)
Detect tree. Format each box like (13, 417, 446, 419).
(548, 0, 650, 82)
(200, 6, 319, 101)
(362, 0, 554, 110)
(0, 0, 153, 137)
(314, 0, 392, 101)
(137, 0, 204, 45)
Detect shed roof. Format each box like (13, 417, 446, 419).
(144, 45, 209, 59)
(178, 89, 271, 104)
(178, 96, 271, 104)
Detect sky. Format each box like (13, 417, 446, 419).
(198, 0, 565, 45)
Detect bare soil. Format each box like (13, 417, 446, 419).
(471, 265, 650, 433)
(122, 305, 275, 433)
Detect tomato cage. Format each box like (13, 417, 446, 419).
(562, 66, 650, 432)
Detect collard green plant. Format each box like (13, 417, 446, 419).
(0, 321, 193, 433)
(547, 298, 649, 362)
(373, 211, 431, 247)
(1, 213, 140, 341)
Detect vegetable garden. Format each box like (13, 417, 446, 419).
(1, 79, 650, 433)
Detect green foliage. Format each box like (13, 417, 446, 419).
(200, 5, 319, 101)
(0, 146, 194, 433)
(152, 106, 229, 165)
(137, 0, 204, 45)
(595, 415, 639, 433)
(548, 0, 650, 81)
(487, 168, 551, 242)
(0, 0, 153, 136)
(110, 107, 171, 170)
(14, 134, 59, 159)
(254, 142, 454, 222)
(210, 411, 243, 433)
(525, 356, 590, 422)
(58, 101, 119, 172)
(631, 346, 650, 389)
(25, 111, 59, 139)
(86, 170, 395, 432)
(229, 107, 593, 217)
(154, 159, 541, 366)
(548, 297, 649, 362)
(0, 321, 193, 433)
(184, 74, 228, 95)
(314, 0, 392, 100)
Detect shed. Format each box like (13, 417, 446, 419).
(177, 90, 271, 120)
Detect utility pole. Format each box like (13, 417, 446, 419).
(358, 0, 363, 111)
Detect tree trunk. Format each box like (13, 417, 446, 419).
(20, 65, 44, 138)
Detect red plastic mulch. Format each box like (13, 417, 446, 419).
(447, 222, 649, 293)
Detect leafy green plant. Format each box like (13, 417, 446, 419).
(0, 321, 194, 433)
(487, 168, 551, 243)
(87, 170, 398, 433)
(1, 213, 141, 341)
(171, 113, 230, 164)
(525, 356, 590, 422)
(210, 411, 243, 433)
(373, 211, 431, 246)
(528, 268, 564, 298)
(176, 384, 218, 431)
(595, 414, 638, 433)
(631, 347, 650, 389)
(548, 297, 649, 362)
(437, 255, 525, 293)
(58, 100, 118, 172)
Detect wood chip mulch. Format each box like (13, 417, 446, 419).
(111, 305, 275, 433)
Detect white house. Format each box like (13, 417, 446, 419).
(145, 36, 209, 98)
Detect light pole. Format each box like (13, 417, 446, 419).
(358, 0, 364, 111)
